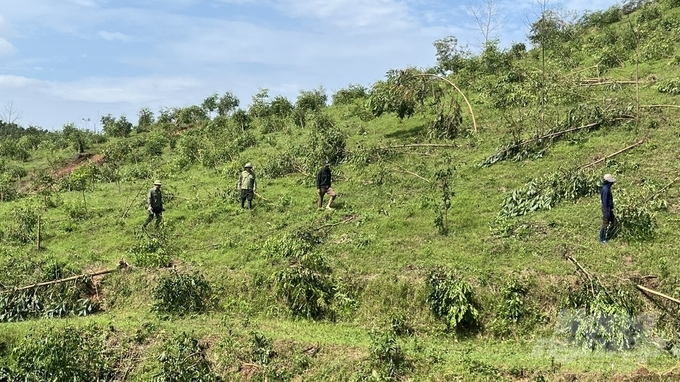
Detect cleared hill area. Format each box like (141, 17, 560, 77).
(1, 0, 680, 380)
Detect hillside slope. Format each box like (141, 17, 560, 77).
(1, 0, 680, 380)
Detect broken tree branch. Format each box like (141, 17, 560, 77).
(391, 166, 430, 183)
(639, 104, 680, 110)
(318, 215, 358, 230)
(493, 123, 599, 158)
(254, 191, 270, 202)
(414, 73, 478, 133)
(577, 139, 645, 170)
(351, 143, 457, 153)
(13, 260, 129, 292)
(636, 284, 680, 305)
(121, 184, 146, 220)
(643, 177, 680, 204)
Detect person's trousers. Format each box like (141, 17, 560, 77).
(143, 211, 162, 228)
(241, 189, 254, 209)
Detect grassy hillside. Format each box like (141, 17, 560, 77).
(1, 0, 680, 380)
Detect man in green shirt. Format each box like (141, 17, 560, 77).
(238, 163, 256, 209)
(142, 180, 164, 229)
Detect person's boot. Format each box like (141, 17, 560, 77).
(599, 229, 607, 243)
(326, 196, 336, 210)
(318, 195, 323, 209)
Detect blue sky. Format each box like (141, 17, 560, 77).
(0, 0, 619, 130)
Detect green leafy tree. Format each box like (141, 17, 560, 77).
(137, 107, 155, 132)
(332, 84, 368, 105)
(433, 35, 471, 74)
(249, 88, 271, 118)
(101, 114, 132, 137)
(232, 109, 252, 131)
(61, 123, 88, 154)
(295, 87, 327, 113)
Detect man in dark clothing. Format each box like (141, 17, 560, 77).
(316, 161, 336, 210)
(600, 174, 616, 243)
(238, 163, 256, 210)
(142, 180, 164, 229)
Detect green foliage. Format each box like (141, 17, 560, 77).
(656, 77, 680, 95)
(269, 95, 294, 119)
(101, 114, 133, 138)
(275, 251, 336, 320)
(295, 87, 328, 113)
(152, 270, 215, 317)
(202, 91, 240, 118)
(127, 235, 174, 268)
(432, 167, 454, 235)
(561, 282, 644, 351)
(367, 329, 410, 381)
(368, 68, 438, 119)
(529, 10, 576, 53)
(248, 331, 276, 365)
(6, 324, 117, 381)
(390, 313, 415, 337)
(498, 279, 528, 322)
(427, 267, 479, 332)
(64, 199, 94, 221)
(156, 332, 222, 382)
(137, 107, 155, 132)
(309, 113, 346, 166)
(332, 84, 369, 105)
(614, 193, 656, 242)
(497, 170, 600, 218)
(0, 138, 30, 161)
(433, 35, 470, 74)
(0, 276, 99, 322)
(0, 173, 22, 202)
(3, 204, 39, 244)
(579, 7, 622, 28)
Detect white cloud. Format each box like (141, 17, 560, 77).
(97, 30, 135, 42)
(276, 0, 416, 32)
(0, 75, 40, 88)
(43, 76, 203, 104)
(0, 38, 14, 55)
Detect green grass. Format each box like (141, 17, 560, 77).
(2, 1, 680, 380)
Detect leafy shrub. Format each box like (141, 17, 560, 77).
(0, 262, 100, 322)
(0, 174, 21, 202)
(332, 84, 368, 106)
(427, 267, 479, 332)
(64, 200, 94, 221)
(275, 251, 336, 320)
(248, 331, 276, 365)
(156, 332, 222, 382)
(152, 270, 215, 316)
(433, 167, 454, 235)
(368, 330, 410, 380)
(615, 199, 656, 242)
(560, 282, 644, 351)
(390, 313, 415, 337)
(309, 113, 346, 166)
(295, 87, 327, 113)
(579, 7, 622, 28)
(127, 235, 174, 268)
(657, 77, 680, 95)
(498, 279, 527, 322)
(498, 170, 600, 218)
(7, 324, 117, 381)
(4, 205, 39, 244)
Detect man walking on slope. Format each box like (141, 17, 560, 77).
(600, 173, 617, 244)
(142, 180, 164, 230)
(238, 163, 256, 210)
(316, 161, 336, 210)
